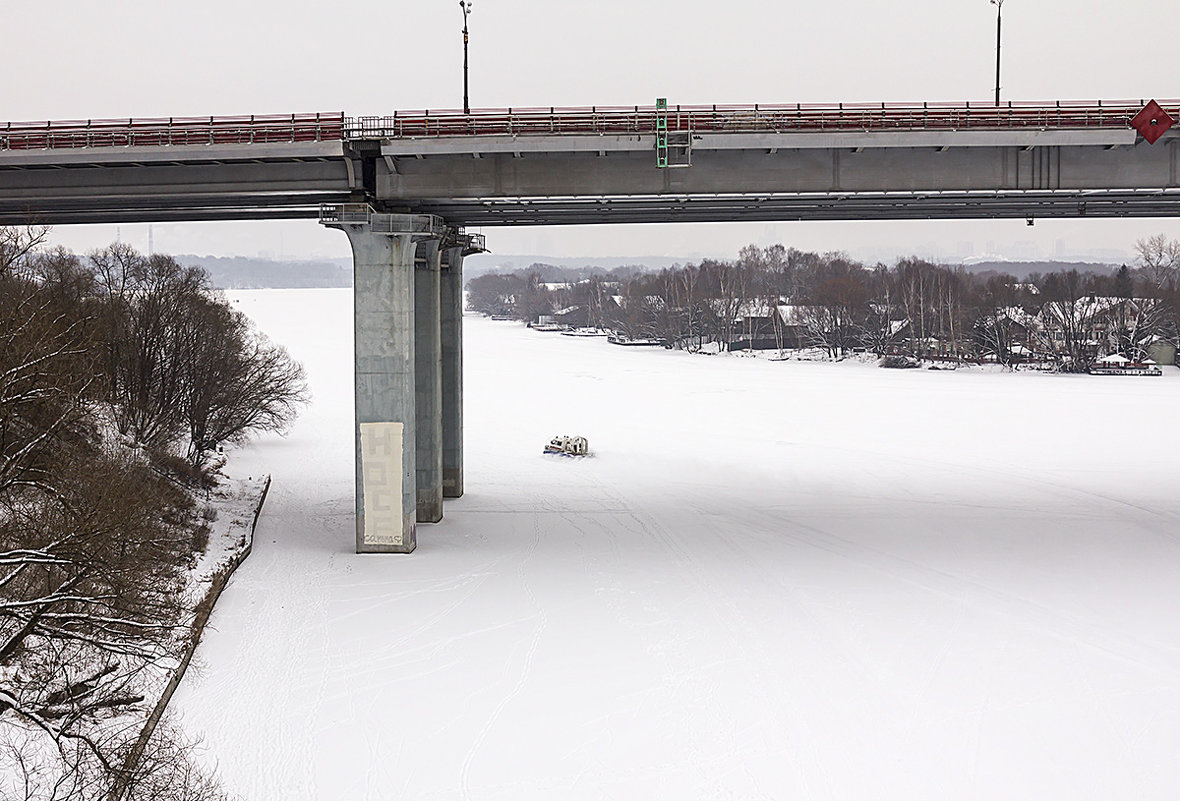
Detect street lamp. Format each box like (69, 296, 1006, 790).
(459, 1, 472, 114)
(990, 0, 1004, 106)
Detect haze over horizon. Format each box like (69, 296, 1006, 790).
(42, 218, 1161, 269)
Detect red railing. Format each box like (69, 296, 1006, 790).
(0, 112, 345, 151)
(346, 99, 1177, 139)
(2, 101, 1174, 151)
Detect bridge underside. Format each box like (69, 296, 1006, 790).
(10, 189, 1180, 226)
(372, 129, 1179, 225)
(393, 188, 1180, 225)
(1, 129, 1177, 226)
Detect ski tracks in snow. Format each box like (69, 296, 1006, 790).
(460, 508, 548, 800)
(587, 480, 837, 799)
(205, 508, 335, 798)
(760, 507, 1180, 680)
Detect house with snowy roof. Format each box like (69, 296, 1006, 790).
(1037, 296, 1167, 360)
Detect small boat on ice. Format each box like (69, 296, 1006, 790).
(1088, 354, 1163, 376)
(544, 435, 590, 456)
(607, 334, 664, 347)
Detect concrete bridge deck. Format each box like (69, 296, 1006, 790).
(1, 99, 1176, 226)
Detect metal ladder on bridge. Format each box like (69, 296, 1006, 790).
(655, 98, 692, 168)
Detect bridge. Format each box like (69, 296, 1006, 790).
(2, 100, 1178, 225)
(2, 99, 1177, 551)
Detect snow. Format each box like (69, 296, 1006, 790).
(776, 303, 808, 323)
(0, 473, 265, 794)
(173, 288, 1180, 800)
(188, 477, 270, 597)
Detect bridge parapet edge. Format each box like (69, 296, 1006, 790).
(343, 100, 1180, 141)
(4, 101, 1176, 152)
(1, 112, 345, 152)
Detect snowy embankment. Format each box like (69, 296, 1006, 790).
(188, 477, 272, 606)
(174, 288, 1180, 801)
(131, 475, 271, 734)
(0, 475, 268, 795)
(145, 474, 272, 704)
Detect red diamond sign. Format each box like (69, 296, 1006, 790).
(1130, 99, 1174, 145)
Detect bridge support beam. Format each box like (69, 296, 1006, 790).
(415, 241, 443, 522)
(441, 247, 465, 498)
(322, 211, 440, 553)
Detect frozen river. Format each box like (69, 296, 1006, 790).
(174, 288, 1180, 800)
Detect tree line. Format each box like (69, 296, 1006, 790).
(1, 227, 307, 800)
(468, 235, 1180, 370)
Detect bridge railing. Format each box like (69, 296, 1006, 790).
(0, 112, 345, 151)
(319, 204, 446, 236)
(319, 203, 374, 225)
(345, 100, 1177, 139)
(464, 232, 487, 253)
(4, 101, 1173, 152)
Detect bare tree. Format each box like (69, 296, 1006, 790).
(858, 265, 904, 356)
(465, 272, 521, 316)
(702, 258, 744, 349)
(178, 295, 308, 466)
(1, 717, 236, 801)
(112, 720, 237, 801)
(932, 267, 968, 358)
(1032, 270, 1104, 371)
(795, 255, 868, 358)
(90, 248, 210, 449)
(512, 273, 553, 324)
(0, 227, 50, 275)
(1108, 297, 1169, 361)
(673, 265, 706, 351)
(0, 444, 193, 791)
(1, 234, 277, 799)
(1135, 234, 1180, 291)
(0, 260, 100, 499)
(970, 275, 1038, 367)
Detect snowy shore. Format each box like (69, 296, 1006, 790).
(175, 288, 1180, 801)
(0, 474, 269, 796)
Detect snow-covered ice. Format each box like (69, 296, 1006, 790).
(173, 288, 1180, 800)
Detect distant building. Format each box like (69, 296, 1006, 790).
(1147, 340, 1176, 366)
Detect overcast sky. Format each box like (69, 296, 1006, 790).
(7, 0, 1179, 263)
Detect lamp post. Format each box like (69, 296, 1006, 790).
(990, 0, 1004, 106)
(459, 1, 472, 114)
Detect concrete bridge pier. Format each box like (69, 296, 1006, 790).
(441, 245, 465, 498)
(415, 240, 443, 522)
(323, 210, 442, 553)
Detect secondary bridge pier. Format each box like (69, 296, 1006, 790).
(415, 239, 443, 524)
(441, 245, 466, 499)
